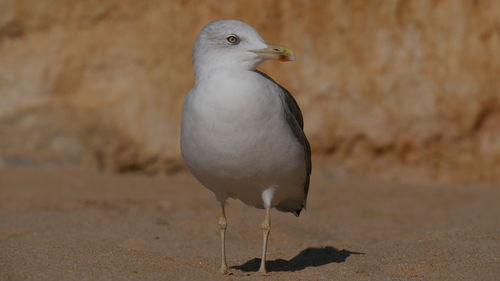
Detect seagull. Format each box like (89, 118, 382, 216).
(180, 20, 311, 274)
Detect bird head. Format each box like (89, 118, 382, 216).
(193, 20, 295, 76)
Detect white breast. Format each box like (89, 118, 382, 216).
(181, 69, 305, 207)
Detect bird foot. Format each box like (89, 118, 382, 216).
(258, 266, 267, 274)
(218, 265, 230, 275)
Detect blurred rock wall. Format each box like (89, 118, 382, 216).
(1, 0, 499, 183)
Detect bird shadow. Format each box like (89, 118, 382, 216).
(231, 246, 364, 272)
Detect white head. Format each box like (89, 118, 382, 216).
(192, 20, 295, 77)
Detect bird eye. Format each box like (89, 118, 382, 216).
(226, 35, 240, 44)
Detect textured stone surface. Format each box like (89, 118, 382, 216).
(1, 0, 499, 182)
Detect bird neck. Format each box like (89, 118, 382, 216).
(194, 64, 258, 79)
(193, 55, 264, 78)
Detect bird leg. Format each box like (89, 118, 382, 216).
(218, 205, 229, 274)
(258, 207, 271, 274)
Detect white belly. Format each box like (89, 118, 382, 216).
(180, 70, 306, 207)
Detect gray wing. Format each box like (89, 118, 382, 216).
(255, 71, 312, 216)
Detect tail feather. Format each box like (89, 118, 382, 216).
(275, 199, 304, 216)
(292, 209, 302, 217)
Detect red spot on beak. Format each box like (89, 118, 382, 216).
(278, 55, 288, 62)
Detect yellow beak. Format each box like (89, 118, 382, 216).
(251, 44, 296, 62)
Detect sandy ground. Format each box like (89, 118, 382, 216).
(0, 166, 499, 281)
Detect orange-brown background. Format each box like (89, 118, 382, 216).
(1, 0, 499, 183)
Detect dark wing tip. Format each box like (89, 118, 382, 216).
(292, 209, 302, 217)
